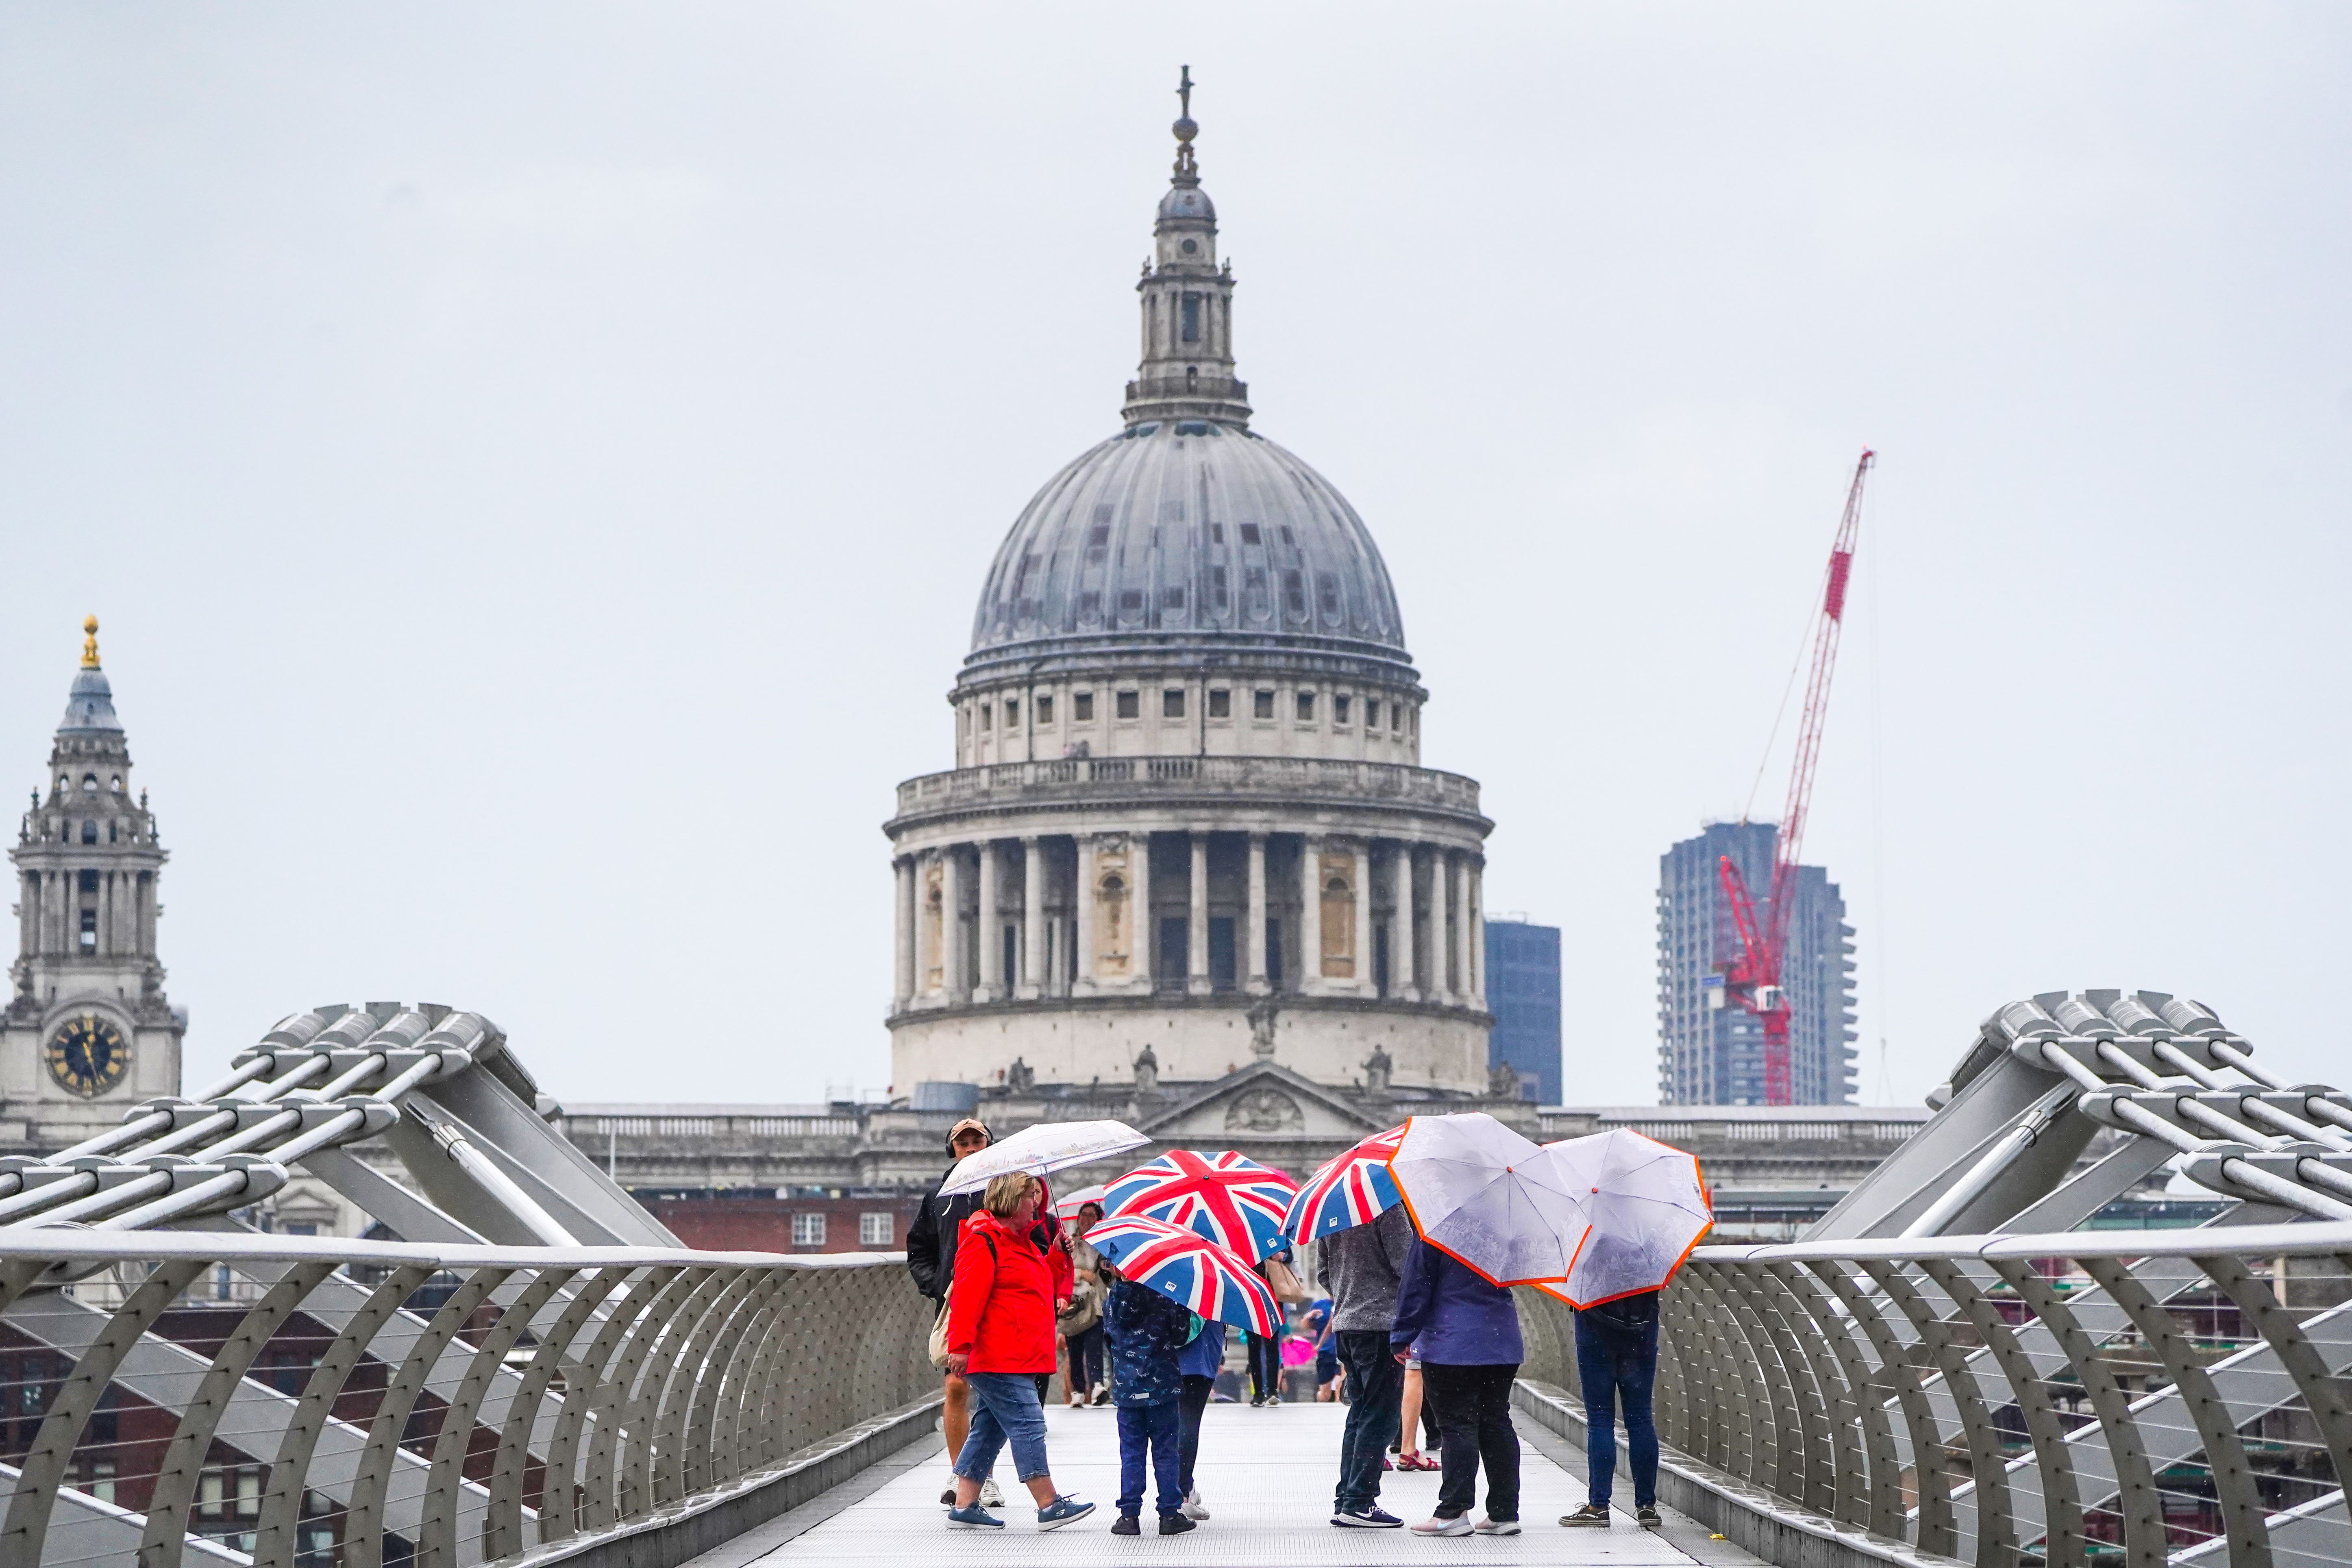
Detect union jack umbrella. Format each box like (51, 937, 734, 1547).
(1104, 1150, 1300, 1263)
(1087, 1214, 1281, 1337)
(1282, 1124, 1407, 1242)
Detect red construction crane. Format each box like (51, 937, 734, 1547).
(1717, 449, 1873, 1106)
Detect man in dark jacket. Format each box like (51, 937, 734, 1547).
(907, 1117, 993, 1505)
(1324, 1204, 1415, 1527)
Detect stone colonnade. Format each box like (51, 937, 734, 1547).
(19, 868, 156, 959)
(892, 831, 1484, 1013)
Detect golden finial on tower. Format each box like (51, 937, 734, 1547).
(81, 615, 99, 668)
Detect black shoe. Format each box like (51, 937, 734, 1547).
(1159, 1514, 1197, 1535)
(1111, 1516, 1140, 1536)
(1636, 1505, 1663, 1529)
(1333, 1507, 1404, 1528)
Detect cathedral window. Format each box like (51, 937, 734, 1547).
(1116, 691, 1140, 720)
(1394, 705, 1405, 734)
(1037, 695, 1054, 725)
(109, 821, 118, 843)
(1335, 695, 1352, 725)
(1210, 523, 1225, 544)
(79, 910, 96, 950)
(79, 870, 98, 893)
(81, 820, 98, 844)
(1118, 589, 1144, 615)
(1366, 699, 1381, 729)
(1163, 689, 1185, 719)
(979, 705, 991, 732)
(1238, 524, 1261, 546)
(1074, 692, 1094, 722)
(1296, 692, 1316, 722)
(56, 776, 67, 797)
(1181, 293, 1201, 342)
(1253, 690, 1274, 719)
(1209, 689, 1231, 718)
(109, 775, 122, 793)
(1211, 565, 1229, 612)
(1005, 699, 1019, 728)
(1282, 570, 1306, 617)
(81, 774, 96, 793)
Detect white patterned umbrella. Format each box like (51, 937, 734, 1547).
(1530, 1128, 1712, 1308)
(938, 1120, 1147, 1197)
(1387, 1112, 1590, 1286)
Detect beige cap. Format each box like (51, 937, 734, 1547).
(948, 1117, 991, 1144)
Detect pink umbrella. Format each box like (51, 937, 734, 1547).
(1104, 1150, 1300, 1263)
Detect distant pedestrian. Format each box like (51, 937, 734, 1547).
(1390, 1238, 1523, 1537)
(907, 1118, 999, 1509)
(1175, 1314, 1223, 1519)
(1323, 1204, 1415, 1528)
(1561, 1285, 1663, 1530)
(1061, 1202, 1110, 1406)
(1102, 1264, 1199, 1536)
(940, 1172, 1096, 1532)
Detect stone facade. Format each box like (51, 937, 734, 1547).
(0, 620, 185, 1151)
(886, 89, 1496, 1104)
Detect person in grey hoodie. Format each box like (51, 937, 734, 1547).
(1321, 1204, 1416, 1527)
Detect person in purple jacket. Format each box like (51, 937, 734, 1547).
(1388, 1238, 1523, 1537)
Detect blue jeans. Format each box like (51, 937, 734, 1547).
(1334, 1330, 1401, 1511)
(953, 1371, 1051, 1484)
(1116, 1399, 1184, 1517)
(1575, 1305, 1659, 1508)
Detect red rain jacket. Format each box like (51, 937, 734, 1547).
(944, 1210, 1060, 1374)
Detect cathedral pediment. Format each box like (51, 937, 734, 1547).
(1137, 1061, 1387, 1147)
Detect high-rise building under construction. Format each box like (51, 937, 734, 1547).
(1658, 822, 1856, 1105)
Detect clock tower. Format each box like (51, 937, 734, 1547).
(2, 618, 183, 1150)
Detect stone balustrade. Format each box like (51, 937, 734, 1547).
(892, 754, 1484, 824)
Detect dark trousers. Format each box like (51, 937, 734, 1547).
(1246, 1333, 1282, 1401)
(1116, 1399, 1184, 1517)
(1421, 1362, 1521, 1522)
(1065, 1324, 1105, 1394)
(1334, 1330, 1401, 1512)
(1575, 1307, 1660, 1507)
(1177, 1374, 1213, 1493)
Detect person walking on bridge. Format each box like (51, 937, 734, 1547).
(941, 1172, 1096, 1531)
(909, 1117, 1001, 1509)
(1323, 1203, 1414, 1528)
(1390, 1237, 1523, 1537)
(1560, 1284, 1663, 1530)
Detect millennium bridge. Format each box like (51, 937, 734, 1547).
(0, 990, 2343, 1568)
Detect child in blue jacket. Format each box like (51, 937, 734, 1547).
(1103, 1269, 1200, 1536)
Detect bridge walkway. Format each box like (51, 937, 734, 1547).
(707, 1399, 1756, 1568)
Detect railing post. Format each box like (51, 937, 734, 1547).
(650, 1269, 763, 1506)
(1864, 1259, 2016, 1568)
(584, 1267, 716, 1528)
(542, 1266, 679, 1544)
(2195, 1250, 2352, 1507)
(417, 1267, 572, 1568)
(345, 1266, 513, 1568)
(1810, 1259, 1956, 1555)
(485, 1267, 627, 1560)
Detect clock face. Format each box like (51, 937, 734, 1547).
(48, 1014, 130, 1098)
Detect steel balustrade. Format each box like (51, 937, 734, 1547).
(1517, 1222, 2352, 1568)
(0, 1232, 933, 1568)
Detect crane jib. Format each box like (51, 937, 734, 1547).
(1823, 548, 1854, 621)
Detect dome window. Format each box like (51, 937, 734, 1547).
(1116, 691, 1140, 720)
(1254, 690, 1274, 720)
(1161, 587, 1186, 613)
(1175, 420, 1210, 435)
(1296, 692, 1317, 722)
(1238, 524, 1261, 546)
(1036, 695, 1054, 726)
(1005, 699, 1020, 728)
(1210, 566, 1229, 613)
(1366, 699, 1382, 729)
(1210, 524, 1225, 544)
(979, 705, 992, 732)
(1282, 570, 1307, 618)
(1208, 689, 1231, 719)
(1162, 689, 1186, 719)
(1074, 693, 1095, 722)
(1318, 576, 1343, 620)
(1335, 696, 1352, 725)
(1118, 589, 1144, 615)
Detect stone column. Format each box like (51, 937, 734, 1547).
(975, 841, 1002, 1003)
(1453, 853, 1474, 1010)
(1352, 842, 1374, 994)
(892, 857, 916, 1009)
(1187, 831, 1211, 995)
(1020, 837, 1045, 1001)
(1391, 844, 1418, 1001)
(1132, 831, 1155, 990)
(1245, 833, 1269, 995)
(96, 872, 110, 957)
(942, 845, 968, 1005)
(1469, 859, 1487, 1010)
(1073, 836, 1097, 995)
(1433, 849, 1456, 1004)
(1299, 835, 1323, 996)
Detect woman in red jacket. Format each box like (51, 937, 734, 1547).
(943, 1172, 1097, 1531)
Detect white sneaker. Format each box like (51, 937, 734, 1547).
(978, 1477, 1004, 1508)
(1412, 1516, 1472, 1537)
(1475, 1516, 1522, 1535)
(1182, 1490, 1210, 1520)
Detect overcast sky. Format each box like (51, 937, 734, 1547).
(0, 5, 2343, 1109)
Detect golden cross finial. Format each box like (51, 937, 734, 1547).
(81, 615, 99, 668)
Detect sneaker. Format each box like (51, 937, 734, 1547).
(1560, 1503, 1612, 1528)
(1182, 1490, 1210, 1520)
(1037, 1495, 1096, 1531)
(946, 1504, 1003, 1529)
(1248, 1396, 1265, 1408)
(979, 1478, 1004, 1509)
(1412, 1516, 1472, 1537)
(1636, 1505, 1663, 1530)
(1158, 1514, 1197, 1535)
(1110, 1515, 1140, 1537)
(1332, 1507, 1403, 1529)
(1090, 1387, 1110, 1407)
(1475, 1517, 1522, 1535)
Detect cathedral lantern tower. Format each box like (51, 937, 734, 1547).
(2, 618, 183, 1149)
(884, 78, 1497, 1114)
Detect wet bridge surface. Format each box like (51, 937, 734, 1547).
(697, 1401, 1751, 1568)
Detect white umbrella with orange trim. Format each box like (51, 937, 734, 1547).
(1531, 1128, 1712, 1308)
(1385, 1112, 1590, 1286)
